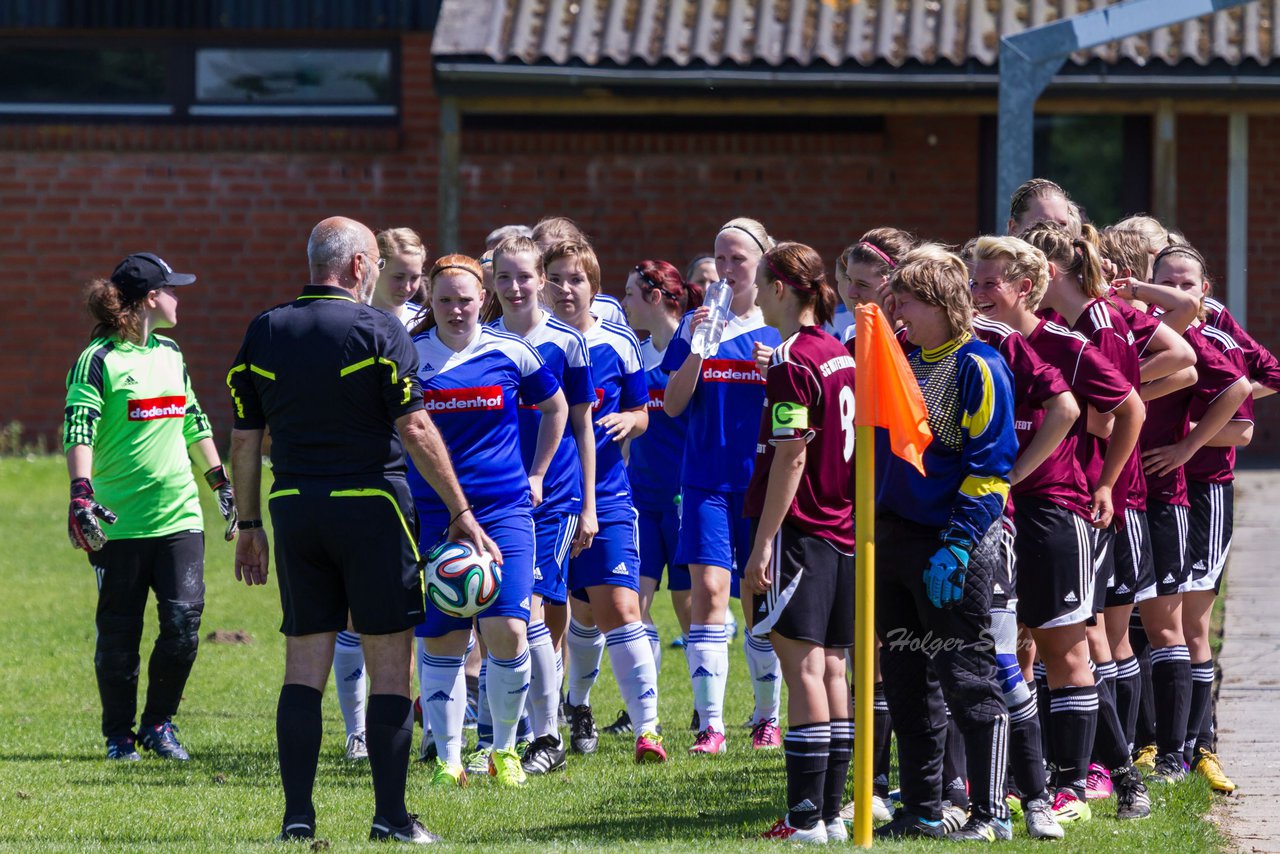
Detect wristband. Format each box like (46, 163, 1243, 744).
(70, 477, 93, 499)
(237, 519, 264, 530)
(204, 465, 230, 490)
(449, 506, 473, 525)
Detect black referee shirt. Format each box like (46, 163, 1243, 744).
(227, 284, 424, 481)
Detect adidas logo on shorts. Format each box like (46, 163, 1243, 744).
(1193, 560, 1206, 571)
(521, 597, 530, 609)
(1063, 591, 1079, 604)
(611, 563, 629, 575)
(1162, 574, 1177, 585)
(1115, 583, 1131, 595)
(533, 566, 543, 581)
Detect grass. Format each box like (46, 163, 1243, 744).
(0, 455, 1226, 852)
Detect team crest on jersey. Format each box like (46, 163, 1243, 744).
(422, 386, 504, 412)
(701, 359, 765, 384)
(127, 396, 186, 421)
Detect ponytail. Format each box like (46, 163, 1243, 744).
(761, 242, 837, 327)
(85, 277, 145, 343)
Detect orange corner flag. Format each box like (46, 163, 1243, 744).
(854, 303, 932, 475)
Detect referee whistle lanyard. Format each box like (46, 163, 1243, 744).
(850, 304, 933, 847)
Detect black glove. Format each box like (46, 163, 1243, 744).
(204, 465, 238, 541)
(68, 478, 116, 552)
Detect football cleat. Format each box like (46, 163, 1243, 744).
(750, 718, 782, 750)
(1112, 765, 1152, 820)
(345, 731, 368, 761)
(521, 734, 567, 775)
(826, 817, 848, 843)
(1085, 763, 1113, 799)
(635, 731, 667, 764)
(1193, 748, 1236, 793)
(1022, 796, 1064, 839)
(602, 709, 633, 736)
(1149, 752, 1188, 784)
(1050, 788, 1092, 823)
(689, 728, 727, 755)
(276, 815, 315, 842)
(137, 721, 189, 761)
(940, 802, 968, 835)
(369, 814, 438, 844)
(839, 795, 893, 826)
(568, 704, 599, 755)
(106, 735, 140, 761)
(947, 815, 1013, 841)
(463, 747, 492, 777)
(488, 747, 527, 787)
(873, 809, 945, 839)
(429, 758, 467, 788)
(1133, 743, 1158, 773)
(761, 816, 827, 844)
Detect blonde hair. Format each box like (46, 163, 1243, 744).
(717, 217, 775, 256)
(974, 236, 1051, 312)
(1099, 227, 1150, 280)
(890, 244, 974, 340)
(532, 216, 586, 253)
(1112, 215, 1173, 255)
(376, 227, 427, 260)
(1019, 221, 1108, 299)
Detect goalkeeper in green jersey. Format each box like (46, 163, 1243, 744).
(63, 253, 238, 762)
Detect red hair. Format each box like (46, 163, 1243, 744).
(635, 259, 704, 315)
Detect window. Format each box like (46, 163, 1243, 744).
(1032, 115, 1151, 228)
(0, 40, 397, 122)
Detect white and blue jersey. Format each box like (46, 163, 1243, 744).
(628, 337, 686, 513)
(661, 308, 780, 493)
(825, 302, 854, 341)
(406, 325, 560, 518)
(591, 293, 627, 326)
(495, 312, 595, 515)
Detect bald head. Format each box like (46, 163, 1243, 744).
(308, 216, 377, 283)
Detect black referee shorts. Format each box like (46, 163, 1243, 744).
(269, 478, 423, 636)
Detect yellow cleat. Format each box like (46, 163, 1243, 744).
(430, 758, 467, 788)
(1194, 748, 1236, 793)
(1133, 744, 1158, 773)
(488, 747, 528, 787)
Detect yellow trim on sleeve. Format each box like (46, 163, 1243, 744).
(340, 357, 400, 384)
(329, 488, 420, 562)
(250, 365, 276, 380)
(226, 364, 247, 386)
(959, 354, 996, 439)
(959, 475, 1010, 504)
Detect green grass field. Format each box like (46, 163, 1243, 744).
(0, 455, 1226, 852)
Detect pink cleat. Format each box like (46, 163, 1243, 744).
(1085, 763, 1113, 799)
(751, 718, 782, 750)
(635, 731, 667, 763)
(689, 728, 728, 755)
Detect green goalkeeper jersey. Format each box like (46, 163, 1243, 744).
(64, 334, 212, 540)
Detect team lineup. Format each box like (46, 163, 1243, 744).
(61, 178, 1275, 844)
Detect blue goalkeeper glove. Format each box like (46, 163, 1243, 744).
(924, 537, 970, 609)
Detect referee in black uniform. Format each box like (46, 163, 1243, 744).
(228, 216, 498, 844)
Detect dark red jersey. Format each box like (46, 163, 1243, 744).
(1022, 319, 1135, 521)
(1205, 297, 1280, 392)
(1185, 323, 1253, 484)
(745, 325, 856, 551)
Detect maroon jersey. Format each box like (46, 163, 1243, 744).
(1067, 299, 1148, 516)
(1112, 298, 1162, 359)
(745, 326, 856, 550)
(1206, 297, 1280, 392)
(1021, 319, 1134, 520)
(1177, 325, 1249, 486)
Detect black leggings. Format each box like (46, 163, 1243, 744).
(90, 531, 205, 739)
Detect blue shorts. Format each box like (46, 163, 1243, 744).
(569, 505, 640, 602)
(532, 509, 577, 605)
(675, 486, 752, 577)
(416, 500, 535, 637)
(637, 502, 690, 592)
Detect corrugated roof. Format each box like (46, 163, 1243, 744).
(432, 0, 1278, 70)
(0, 0, 441, 30)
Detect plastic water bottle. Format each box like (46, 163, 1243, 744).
(691, 279, 733, 357)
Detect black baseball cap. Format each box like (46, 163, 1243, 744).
(110, 252, 197, 301)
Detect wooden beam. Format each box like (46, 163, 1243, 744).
(437, 96, 460, 256)
(1228, 112, 1248, 327)
(1153, 99, 1177, 225)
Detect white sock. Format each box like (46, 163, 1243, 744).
(527, 621, 561, 740)
(687, 623, 729, 733)
(606, 622, 660, 735)
(333, 630, 366, 738)
(745, 632, 782, 724)
(486, 648, 531, 751)
(644, 622, 662, 675)
(420, 649, 466, 766)
(566, 618, 604, 707)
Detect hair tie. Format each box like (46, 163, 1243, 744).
(859, 241, 897, 269)
(433, 264, 484, 285)
(635, 265, 678, 302)
(720, 224, 766, 255)
(767, 258, 815, 293)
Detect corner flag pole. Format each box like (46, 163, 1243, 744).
(852, 421, 875, 848)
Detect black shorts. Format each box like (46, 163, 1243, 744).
(1013, 497, 1095, 630)
(750, 521, 855, 648)
(1107, 508, 1153, 607)
(1184, 481, 1233, 595)
(991, 516, 1017, 610)
(1091, 525, 1115, 613)
(1137, 500, 1189, 601)
(269, 478, 424, 636)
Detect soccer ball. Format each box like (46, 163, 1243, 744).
(423, 540, 502, 618)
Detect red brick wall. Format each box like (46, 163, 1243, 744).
(3, 33, 440, 450)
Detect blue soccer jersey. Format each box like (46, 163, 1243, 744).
(495, 311, 595, 514)
(661, 308, 781, 493)
(406, 325, 560, 514)
(585, 318, 648, 515)
(628, 337, 687, 512)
